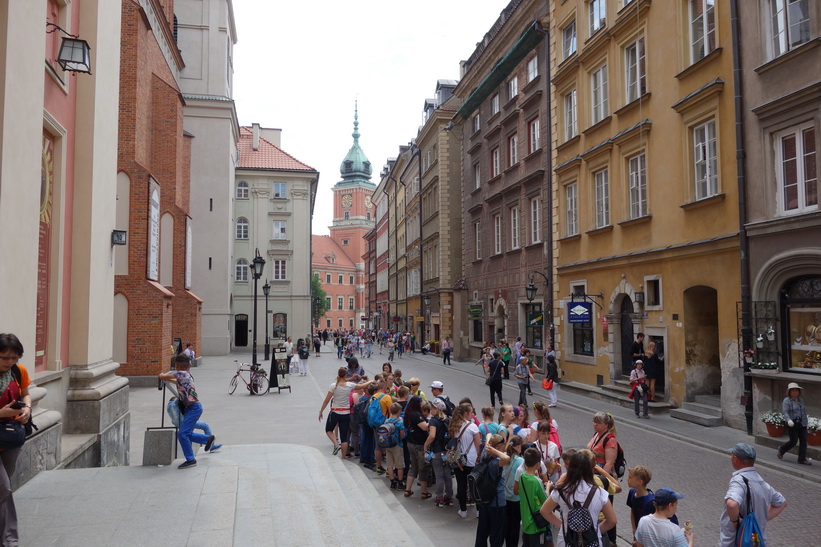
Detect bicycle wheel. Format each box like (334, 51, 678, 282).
(229, 375, 238, 395)
(253, 373, 269, 395)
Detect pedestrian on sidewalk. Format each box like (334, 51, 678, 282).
(720, 443, 787, 546)
(635, 488, 694, 547)
(165, 386, 221, 454)
(424, 398, 454, 507)
(386, 338, 395, 361)
(486, 350, 505, 409)
(158, 354, 218, 469)
(0, 333, 34, 547)
(296, 339, 310, 376)
(514, 357, 535, 406)
(318, 367, 373, 458)
(442, 336, 452, 365)
(499, 341, 511, 379)
(545, 348, 559, 407)
(777, 382, 811, 465)
(629, 359, 650, 419)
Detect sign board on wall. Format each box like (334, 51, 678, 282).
(567, 302, 592, 323)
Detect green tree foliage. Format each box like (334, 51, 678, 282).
(311, 273, 330, 327)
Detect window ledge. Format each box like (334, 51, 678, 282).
(675, 47, 722, 80)
(506, 247, 522, 256)
(487, 111, 501, 125)
(680, 193, 725, 210)
(557, 135, 581, 152)
(583, 116, 612, 135)
(504, 162, 520, 174)
(614, 92, 651, 117)
(523, 74, 542, 93)
(525, 241, 543, 250)
(470, 186, 481, 196)
(559, 233, 581, 242)
(618, 214, 652, 227)
(754, 38, 821, 75)
(489, 252, 505, 260)
(487, 174, 502, 185)
(524, 148, 543, 162)
(503, 96, 518, 110)
(586, 225, 614, 236)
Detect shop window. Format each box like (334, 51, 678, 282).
(526, 303, 544, 350)
(782, 276, 821, 373)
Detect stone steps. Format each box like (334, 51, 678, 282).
(560, 381, 671, 415)
(670, 396, 724, 427)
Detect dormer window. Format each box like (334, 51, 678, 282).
(344, 161, 353, 173)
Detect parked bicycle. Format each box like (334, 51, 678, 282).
(229, 360, 269, 395)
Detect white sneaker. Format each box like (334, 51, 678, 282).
(458, 510, 467, 518)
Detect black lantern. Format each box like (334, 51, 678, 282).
(526, 282, 537, 302)
(251, 249, 266, 372)
(47, 23, 92, 74)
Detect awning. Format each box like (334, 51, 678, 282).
(455, 19, 547, 120)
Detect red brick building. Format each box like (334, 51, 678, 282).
(114, 0, 202, 380)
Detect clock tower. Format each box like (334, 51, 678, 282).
(329, 102, 376, 259)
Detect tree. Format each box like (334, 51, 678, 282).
(311, 273, 330, 328)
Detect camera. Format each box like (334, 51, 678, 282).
(10, 401, 25, 410)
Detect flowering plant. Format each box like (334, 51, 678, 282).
(750, 362, 778, 370)
(808, 417, 821, 433)
(760, 411, 786, 427)
(743, 349, 756, 358)
(767, 325, 775, 336)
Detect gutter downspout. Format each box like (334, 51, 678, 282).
(730, 0, 753, 435)
(541, 27, 555, 349)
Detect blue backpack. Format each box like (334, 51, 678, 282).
(736, 477, 764, 547)
(376, 417, 404, 448)
(367, 394, 387, 427)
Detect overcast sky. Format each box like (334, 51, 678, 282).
(232, 0, 507, 235)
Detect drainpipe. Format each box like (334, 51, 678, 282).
(730, 0, 753, 435)
(543, 28, 555, 349)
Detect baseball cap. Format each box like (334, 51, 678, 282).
(730, 442, 756, 462)
(635, 359, 644, 365)
(654, 488, 684, 506)
(430, 381, 444, 390)
(431, 398, 447, 411)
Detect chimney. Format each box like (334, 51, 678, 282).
(252, 123, 260, 151)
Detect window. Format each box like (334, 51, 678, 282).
(690, 0, 716, 63)
(235, 217, 249, 240)
(491, 147, 501, 177)
(589, 0, 606, 35)
(591, 65, 608, 124)
(644, 276, 663, 308)
(594, 168, 610, 228)
(326, 273, 331, 284)
(349, 297, 355, 310)
(472, 319, 484, 343)
(530, 197, 542, 244)
(508, 134, 519, 166)
(272, 220, 287, 240)
(473, 114, 481, 132)
(776, 123, 817, 215)
(338, 318, 343, 328)
(510, 207, 520, 249)
(326, 318, 331, 328)
(494, 214, 502, 254)
(344, 211, 350, 220)
(349, 318, 354, 328)
(474, 163, 481, 190)
(338, 274, 343, 284)
(693, 119, 718, 199)
(342, 239, 349, 245)
(525, 119, 540, 156)
(527, 56, 539, 82)
(325, 296, 331, 308)
(571, 284, 594, 356)
(508, 77, 518, 101)
(475, 221, 482, 260)
(566, 183, 579, 236)
(563, 20, 577, 59)
(628, 152, 648, 219)
(625, 36, 646, 102)
(491, 94, 500, 115)
(564, 89, 578, 140)
(272, 182, 286, 198)
(235, 259, 248, 282)
(272, 260, 286, 280)
(349, 275, 354, 284)
(771, 0, 810, 57)
(525, 303, 543, 349)
(236, 181, 249, 199)
(338, 296, 343, 310)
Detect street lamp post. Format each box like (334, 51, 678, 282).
(251, 249, 266, 370)
(263, 280, 271, 361)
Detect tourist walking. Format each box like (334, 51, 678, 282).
(485, 350, 505, 409)
(545, 347, 559, 407)
(777, 382, 811, 465)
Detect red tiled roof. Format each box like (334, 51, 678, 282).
(237, 126, 316, 171)
(311, 235, 357, 269)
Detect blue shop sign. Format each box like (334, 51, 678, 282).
(567, 302, 592, 323)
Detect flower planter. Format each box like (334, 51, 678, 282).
(744, 356, 754, 364)
(808, 431, 821, 447)
(766, 333, 775, 342)
(755, 340, 764, 349)
(765, 423, 785, 437)
(752, 368, 778, 374)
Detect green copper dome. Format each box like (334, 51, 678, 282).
(338, 102, 374, 185)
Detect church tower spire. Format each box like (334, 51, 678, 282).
(338, 101, 373, 184)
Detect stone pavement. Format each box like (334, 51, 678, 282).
(14, 342, 821, 545)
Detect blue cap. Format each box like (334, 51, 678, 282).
(654, 488, 684, 506)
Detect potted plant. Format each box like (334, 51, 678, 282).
(755, 334, 765, 348)
(743, 349, 755, 364)
(749, 361, 779, 374)
(760, 411, 786, 437)
(808, 417, 821, 447)
(766, 325, 776, 342)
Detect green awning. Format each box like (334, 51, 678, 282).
(468, 305, 484, 319)
(456, 21, 546, 120)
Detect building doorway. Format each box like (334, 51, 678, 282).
(683, 286, 721, 399)
(620, 296, 635, 376)
(234, 314, 248, 347)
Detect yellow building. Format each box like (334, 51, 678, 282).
(550, 0, 741, 411)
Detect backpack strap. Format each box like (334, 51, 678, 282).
(741, 476, 752, 516)
(582, 484, 599, 509)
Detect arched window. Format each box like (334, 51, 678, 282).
(236, 181, 249, 199)
(235, 259, 249, 282)
(236, 217, 249, 239)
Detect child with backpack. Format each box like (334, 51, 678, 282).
(368, 380, 393, 475)
(424, 398, 454, 507)
(635, 488, 693, 547)
(514, 447, 550, 547)
(380, 403, 407, 490)
(472, 434, 511, 547)
(540, 451, 616, 547)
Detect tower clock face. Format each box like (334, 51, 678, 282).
(342, 194, 353, 208)
(364, 195, 372, 209)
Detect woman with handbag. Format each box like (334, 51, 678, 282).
(545, 347, 559, 407)
(0, 333, 33, 546)
(485, 350, 505, 409)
